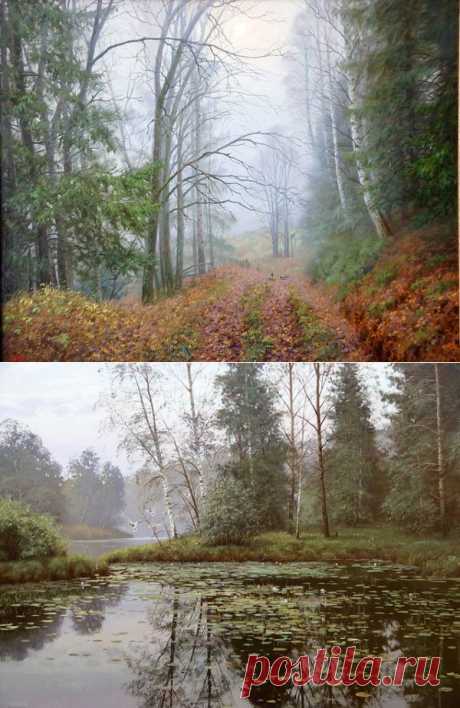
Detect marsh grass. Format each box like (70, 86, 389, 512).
(0, 555, 109, 585)
(103, 527, 460, 578)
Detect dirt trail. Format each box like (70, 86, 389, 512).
(193, 268, 266, 361)
(193, 261, 367, 361)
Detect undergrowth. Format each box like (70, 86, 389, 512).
(342, 225, 459, 360)
(241, 284, 274, 360)
(4, 270, 230, 362)
(289, 290, 343, 360)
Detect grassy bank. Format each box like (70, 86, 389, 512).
(103, 528, 460, 578)
(60, 524, 130, 540)
(0, 555, 109, 585)
(3, 527, 459, 585)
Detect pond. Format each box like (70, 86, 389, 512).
(69, 537, 158, 559)
(0, 562, 459, 707)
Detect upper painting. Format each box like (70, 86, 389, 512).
(2, 0, 458, 362)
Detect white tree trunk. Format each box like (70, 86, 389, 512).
(160, 472, 177, 539)
(347, 73, 391, 240)
(325, 27, 348, 216)
(186, 363, 206, 501)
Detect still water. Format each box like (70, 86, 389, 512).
(0, 562, 459, 708)
(69, 537, 158, 558)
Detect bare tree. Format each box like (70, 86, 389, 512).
(300, 363, 335, 539)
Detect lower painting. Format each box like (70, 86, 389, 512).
(0, 362, 459, 707)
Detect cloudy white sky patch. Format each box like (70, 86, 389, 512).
(0, 363, 393, 479)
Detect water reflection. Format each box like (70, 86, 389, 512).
(0, 564, 459, 708)
(126, 589, 232, 707)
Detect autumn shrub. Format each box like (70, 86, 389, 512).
(0, 499, 67, 561)
(342, 226, 459, 361)
(4, 270, 231, 361)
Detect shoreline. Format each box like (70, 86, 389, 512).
(1, 528, 459, 586)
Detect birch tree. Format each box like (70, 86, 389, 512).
(106, 364, 178, 539)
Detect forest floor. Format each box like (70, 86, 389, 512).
(3, 261, 366, 362)
(4, 226, 459, 362)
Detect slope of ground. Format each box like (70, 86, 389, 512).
(341, 226, 459, 361)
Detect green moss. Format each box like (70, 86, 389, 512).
(374, 264, 399, 286)
(289, 292, 343, 360)
(426, 279, 457, 298)
(367, 298, 396, 318)
(241, 284, 273, 360)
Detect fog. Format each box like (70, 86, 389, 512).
(0, 363, 393, 476)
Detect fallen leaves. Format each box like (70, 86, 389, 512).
(4, 232, 457, 362)
(342, 228, 459, 361)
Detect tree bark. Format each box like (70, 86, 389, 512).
(434, 364, 447, 536)
(325, 26, 348, 217)
(314, 364, 330, 538)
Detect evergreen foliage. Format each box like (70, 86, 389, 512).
(383, 364, 460, 533)
(327, 365, 383, 525)
(210, 364, 288, 542)
(299, 0, 457, 287)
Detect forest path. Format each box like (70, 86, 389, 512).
(4, 260, 367, 362)
(193, 259, 367, 361)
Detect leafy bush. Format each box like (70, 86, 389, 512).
(202, 477, 259, 546)
(0, 499, 67, 561)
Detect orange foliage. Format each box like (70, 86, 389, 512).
(3, 271, 230, 362)
(342, 228, 459, 361)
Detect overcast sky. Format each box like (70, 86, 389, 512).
(0, 363, 393, 478)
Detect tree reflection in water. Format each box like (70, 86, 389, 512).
(123, 569, 450, 708)
(126, 587, 232, 707)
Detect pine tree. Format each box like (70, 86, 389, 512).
(327, 365, 382, 525)
(383, 364, 460, 534)
(208, 364, 288, 539)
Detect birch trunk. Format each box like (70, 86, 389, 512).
(434, 364, 447, 536)
(186, 363, 206, 502)
(325, 27, 348, 217)
(347, 69, 392, 239)
(161, 472, 177, 539)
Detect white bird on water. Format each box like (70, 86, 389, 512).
(128, 520, 139, 534)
